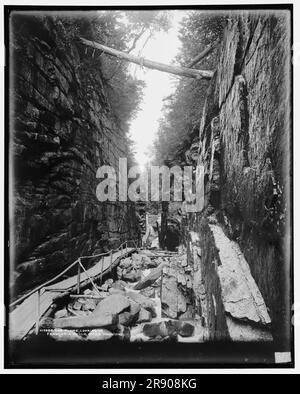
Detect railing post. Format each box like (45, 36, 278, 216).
(110, 250, 113, 265)
(77, 260, 81, 294)
(125, 242, 127, 254)
(160, 269, 164, 303)
(35, 289, 41, 335)
(100, 256, 104, 286)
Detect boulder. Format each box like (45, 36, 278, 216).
(115, 325, 131, 341)
(130, 326, 150, 342)
(129, 300, 141, 316)
(53, 313, 116, 329)
(162, 276, 187, 318)
(143, 322, 169, 338)
(98, 283, 109, 292)
(109, 288, 125, 295)
(93, 294, 130, 317)
(54, 295, 129, 329)
(143, 320, 194, 339)
(141, 254, 156, 268)
(137, 308, 152, 323)
(120, 257, 132, 269)
(140, 286, 156, 298)
(96, 291, 110, 299)
(111, 280, 127, 290)
(179, 305, 194, 320)
(40, 317, 54, 329)
(118, 311, 134, 326)
(145, 260, 158, 269)
(134, 262, 167, 290)
(72, 301, 82, 311)
(181, 256, 188, 267)
(54, 308, 68, 319)
(186, 276, 193, 289)
(132, 253, 143, 267)
(123, 269, 141, 282)
(126, 291, 156, 316)
(117, 266, 123, 279)
(177, 322, 195, 337)
(82, 299, 97, 311)
(117, 299, 141, 327)
(166, 320, 194, 337)
(69, 309, 89, 317)
(177, 273, 186, 286)
(123, 270, 139, 282)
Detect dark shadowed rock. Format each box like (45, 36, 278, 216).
(123, 269, 141, 282)
(118, 311, 134, 326)
(174, 321, 194, 337)
(143, 320, 195, 339)
(143, 322, 168, 338)
(93, 294, 130, 317)
(126, 291, 156, 316)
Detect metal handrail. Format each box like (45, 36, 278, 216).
(9, 238, 139, 309)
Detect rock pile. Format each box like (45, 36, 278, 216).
(43, 250, 196, 342)
(116, 252, 157, 282)
(160, 252, 195, 320)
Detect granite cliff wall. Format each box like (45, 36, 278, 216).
(183, 12, 291, 347)
(10, 15, 140, 296)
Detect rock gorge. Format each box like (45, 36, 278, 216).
(165, 12, 291, 347)
(9, 11, 291, 351)
(10, 15, 140, 297)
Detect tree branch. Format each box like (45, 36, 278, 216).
(126, 26, 146, 53)
(79, 37, 214, 80)
(187, 41, 219, 68)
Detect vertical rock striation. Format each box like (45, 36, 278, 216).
(185, 12, 291, 346)
(10, 15, 140, 297)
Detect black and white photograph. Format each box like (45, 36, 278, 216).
(2, 1, 296, 372)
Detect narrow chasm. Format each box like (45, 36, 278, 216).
(8, 9, 291, 363)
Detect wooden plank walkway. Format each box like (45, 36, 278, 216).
(9, 248, 135, 340)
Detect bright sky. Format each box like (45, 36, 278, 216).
(128, 11, 186, 168)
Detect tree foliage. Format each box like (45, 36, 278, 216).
(51, 11, 170, 164)
(153, 11, 228, 166)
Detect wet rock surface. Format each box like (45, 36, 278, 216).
(44, 238, 273, 344)
(47, 250, 200, 342)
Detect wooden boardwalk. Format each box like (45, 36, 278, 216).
(9, 248, 135, 340)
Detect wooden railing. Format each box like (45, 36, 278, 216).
(9, 239, 140, 310)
